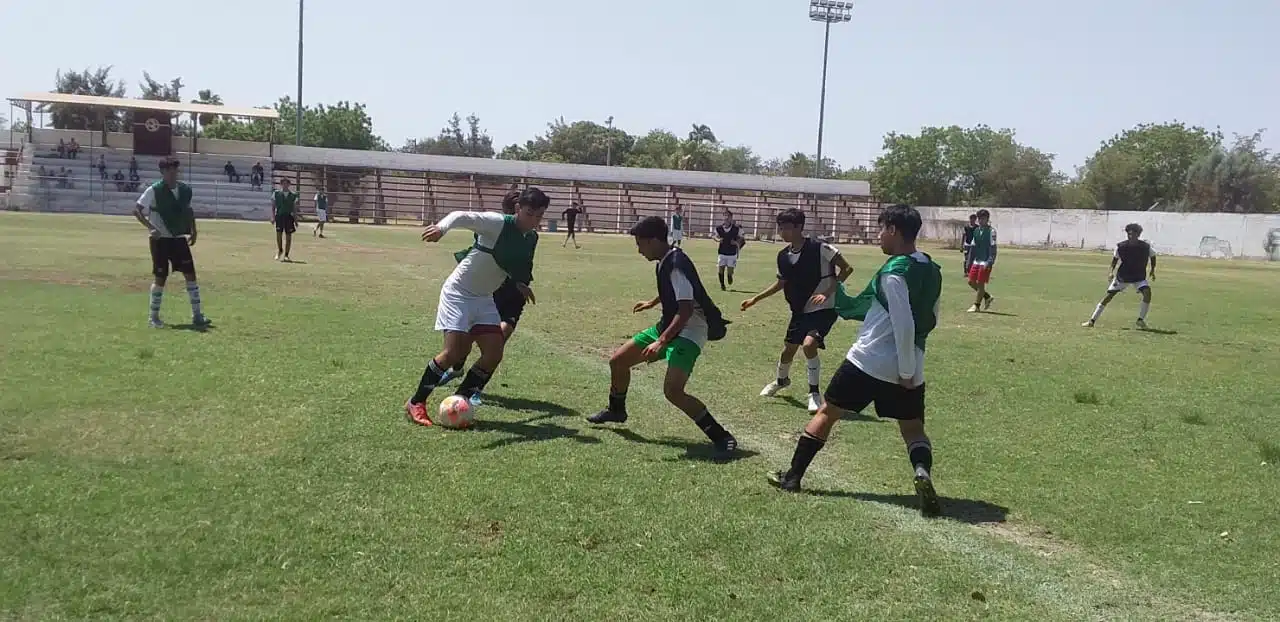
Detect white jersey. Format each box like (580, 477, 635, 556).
(781, 240, 842, 313)
(846, 251, 938, 386)
(664, 261, 710, 348)
(136, 184, 184, 238)
(438, 211, 511, 298)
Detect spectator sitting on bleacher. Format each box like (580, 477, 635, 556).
(56, 140, 66, 159)
(251, 162, 265, 190)
(225, 161, 240, 183)
(113, 169, 126, 192)
(128, 170, 141, 193)
(98, 155, 108, 180)
(69, 138, 80, 159)
(129, 156, 138, 176)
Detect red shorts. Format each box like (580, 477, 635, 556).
(967, 264, 993, 284)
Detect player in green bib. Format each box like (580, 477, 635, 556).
(771, 204, 945, 518)
(131, 157, 210, 328)
(669, 205, 685, 247)
(271, 177, 300, 261)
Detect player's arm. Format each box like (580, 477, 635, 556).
(423, 211, 505, 242)
(881, 274, 918, 387)
(188, 210, 198, 246)
(133, 186, 157, 233)
(988, 229, 998, 266)
(633, 296, 660, 313)
(1148, 247, 1157, 278)
(742, 278, 785, 310)
(1109, 248, 1120, 276)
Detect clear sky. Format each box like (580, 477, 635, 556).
(3, 0, 1277, 172)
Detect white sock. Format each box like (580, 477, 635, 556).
(1138, 301, 1149, 320)
(186, 281, 202, 317)
(806, 357, 821, 391)
(149, 284, 163, 319)
(1090, 303, 1105, 322)
(776, 360, 793, 381)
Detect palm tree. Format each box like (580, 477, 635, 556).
(190, 89, 225, 130)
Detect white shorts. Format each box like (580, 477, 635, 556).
(717, 254, 738, 268)
(315, 209, 327, 223)
(434, 288, 502, 333)
(670, 230, 684, 244)
(1107, 278, 1150, 293)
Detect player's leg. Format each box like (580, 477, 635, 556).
(879, 381, 939, 517)
(274, 227, 284, 260)
(761, 337, 801, 397)
(454, 326, 505, 402)
(717, 263, 727, 290)
(800, 310, 837, 412)
(148, 239, 168, 327)
(661, 357, 738, 459)
(405, 330, 474, 426)
(1083, 284, 1123, 326)
(1136, 283, 1152, 329)
(283, 217, 295, 260)
(726, 263, 735, 287)
(770, 360, 874, 492)
(586, 332, 653, 424)
(172, 242, 209, 326)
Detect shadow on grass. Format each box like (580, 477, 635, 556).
(472, 418, 600, 449)
(975, 311, 1018, 317)
(777, 396, 881, 422)
(169, 323, 215, 332)
(481, 394, 581, 418)
(607, 428, 759, 463)
(803, 489, 1009, 524)
(1122, 327, 1179, 335)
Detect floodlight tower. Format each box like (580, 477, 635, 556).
(296, 0, 305, 146)
(809, 0, 852, 178)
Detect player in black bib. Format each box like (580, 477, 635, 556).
(1082, 223, 1157, 329)
(562, 202, 584, 249)
(714, 209, 744, 290)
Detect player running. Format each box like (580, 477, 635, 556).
(714, 209, 743, 290)
(966, 209, 996, 312)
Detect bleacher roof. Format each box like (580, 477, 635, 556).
(8, 93, 279, 120)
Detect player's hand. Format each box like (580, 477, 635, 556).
(421, 225, 443, 243)
(642, 341, 665, 362)
(740, 298, 756, 311)
(808, 293, 828, 307)
(633, 300, 655, 313)
(1148, 272, 1156, 281)
(517, 283, 536, 304)
(898, 377, 917, 389)
(187, 232, 197, 247)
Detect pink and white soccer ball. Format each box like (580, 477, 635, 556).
(437, 395, 475, 429)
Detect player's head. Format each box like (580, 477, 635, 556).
(629, 216, 669, 260)
(976, 209, 990, 226)
(514, 187, 550, 231)
(281, 178, 292, 190)
(674, 205, 683, 213)
(158, 157, 180, 184)
(1124, 223, 1143, 240)
(968, 213, 978, 224)
(776, 208, 806, 243)
(501, 189, 521, 215)
(877, 204, 923, 255)
(723, 209, 734, 223)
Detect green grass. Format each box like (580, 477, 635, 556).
(2, 212, 1278, 621)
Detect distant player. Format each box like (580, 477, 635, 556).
(404, 188, 549, 426)
(669, 205, 685, 247)
(439, 189, 535, 402)
(966, 209, 996, 312)
(271, 178, 300, 262)
(562, 202, 583, 248)
(1083, 223, 1157, 329)
(742, 208, 853, 412)
(587, 216, 737, 460)
(313, 188, 328, 238)
(132, 157, 210, 329)
(961, 213, 977, 275)
(769, 204, 944, 518)
(714, 209, 743, 290)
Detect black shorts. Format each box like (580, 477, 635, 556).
(785, 309, 839, 348)
(149, 237, 195, 278)
(494, 281, 528, 326)
(565, 219, 577, 234)
(275, 214, 296, 234)
(824, 360, 925, 421)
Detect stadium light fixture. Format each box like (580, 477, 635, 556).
(808, 0, 852, 178)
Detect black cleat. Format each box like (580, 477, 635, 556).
(586, 409, 628, 425)
(915, 475, 942, 518)
(712, 435, 738, 461)
(767, 470, 802, 492)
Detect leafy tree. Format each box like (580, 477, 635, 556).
(1080, 122, 1223, 210)
(46, 66, 127, 131)
(1181, 131, 1279, 213)
(623, 129, 680, 169)
(190, 89, 225, 128)
(714, 145, 761, 175)
(401, 113, 494, 158)
(203, 97, 387, 151)
(498, 118, 632, 166)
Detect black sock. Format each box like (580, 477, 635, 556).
(908, 439, 933, 477)
(608, 390, 627, 413)
(789, 431, 826, 478)
(718, 273, 725, 288)
(455, 366, 493, 398)
(728, 274, 733, 285)
(692, 409, 730, 443)
(452, 358, 466, 373)
(808, 384, 820, 394)
(411, 358, 447, 404)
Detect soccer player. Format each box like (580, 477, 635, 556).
(586, 216, 737, 458)
(966, 209, 996, 312)
(271, 178, 300, 261)
(669, 205, 685, 247)
(132, 157, 210, 329)
(714, 209, 743, 290)
(769, 204, 944, 518)
(742, 208, 853, 412)
(961, 213, 977, 276)
(1083, 223, 1157, 329)
(562, 202, 583, 248)
(404, 188, 548, 426)
(439, 189, 534, 402)
(313, 187, 328, 238)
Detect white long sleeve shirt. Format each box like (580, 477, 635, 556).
(846, 252, 938, 386)
(438, 211, 510, 298)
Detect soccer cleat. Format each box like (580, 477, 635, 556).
(586, 409, 628, 424)
(983, 295, 994, 311)
(915, 475, 942, 518)
(713, 435, 739, 461)
(148, 317, 165, 329)
(760, 377, 792, 397)
(438, 367, 463, 385)
(404, 400, 434, 427)
(1081, 320, 1095, 328)
(767, 470, 802, 492)
(192, 314, 212, 327)
(1135, 318, 1148, 330)
(274, 253, 281, 261)
(467, 393, 484, 408)
(807, 392, 823, 412)
(966, 305, 980, 313)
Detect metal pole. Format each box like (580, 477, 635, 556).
(815, 20, 831, 179)
(296, 0, 304, 146)
(605, 116, 614, 166)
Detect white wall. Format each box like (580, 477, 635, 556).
(918, 206, 1280, 261)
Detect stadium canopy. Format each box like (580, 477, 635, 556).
(7, 93, 279, 120)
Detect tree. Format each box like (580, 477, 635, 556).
(1080, 122, 1223, 210)
(498, 118, 632, 166)
(190, 89, 225, 129)
(623, 130, 680, 169)
(714, 145, 762, 175)
(1181, 131, 1279, 213)
(203, 97, 387, 151)
(46, 66, 127, 131)
(401, 113, 494, 158)
(139, 72, 183, 102)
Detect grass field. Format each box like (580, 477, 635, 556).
(2, 211, 1278, 621)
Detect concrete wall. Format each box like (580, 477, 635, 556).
(28, 128, 268, 156)
(918, 206, 1280, 261)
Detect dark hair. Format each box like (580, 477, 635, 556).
(976, 209, 990, 219)
(968, 213, 977, 220)
(501, 189, 521, 214)
(878, 204, 923, 242)
(518, 187, 550, 211)
(723, 209, 733, 217)
(1124, 222, 1143, 235)
(158, 157, 180, 170)
(629, 215, 669, 240)
(776, 208, 805, 227)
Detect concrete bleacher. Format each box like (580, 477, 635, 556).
(11, 143, 274, 220)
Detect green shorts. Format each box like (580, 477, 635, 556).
(633, 325, 702, 374)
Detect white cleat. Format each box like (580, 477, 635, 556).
(807, 392, 823, 412)
(1081, 320, 1095, 328)
(148, 317, 165, 329)
(1135, 318, 1148, 330)
(966, 305, 980, 313)
(759, 378, 791, 397)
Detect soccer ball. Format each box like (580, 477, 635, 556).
(437, 395, 475, 429)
